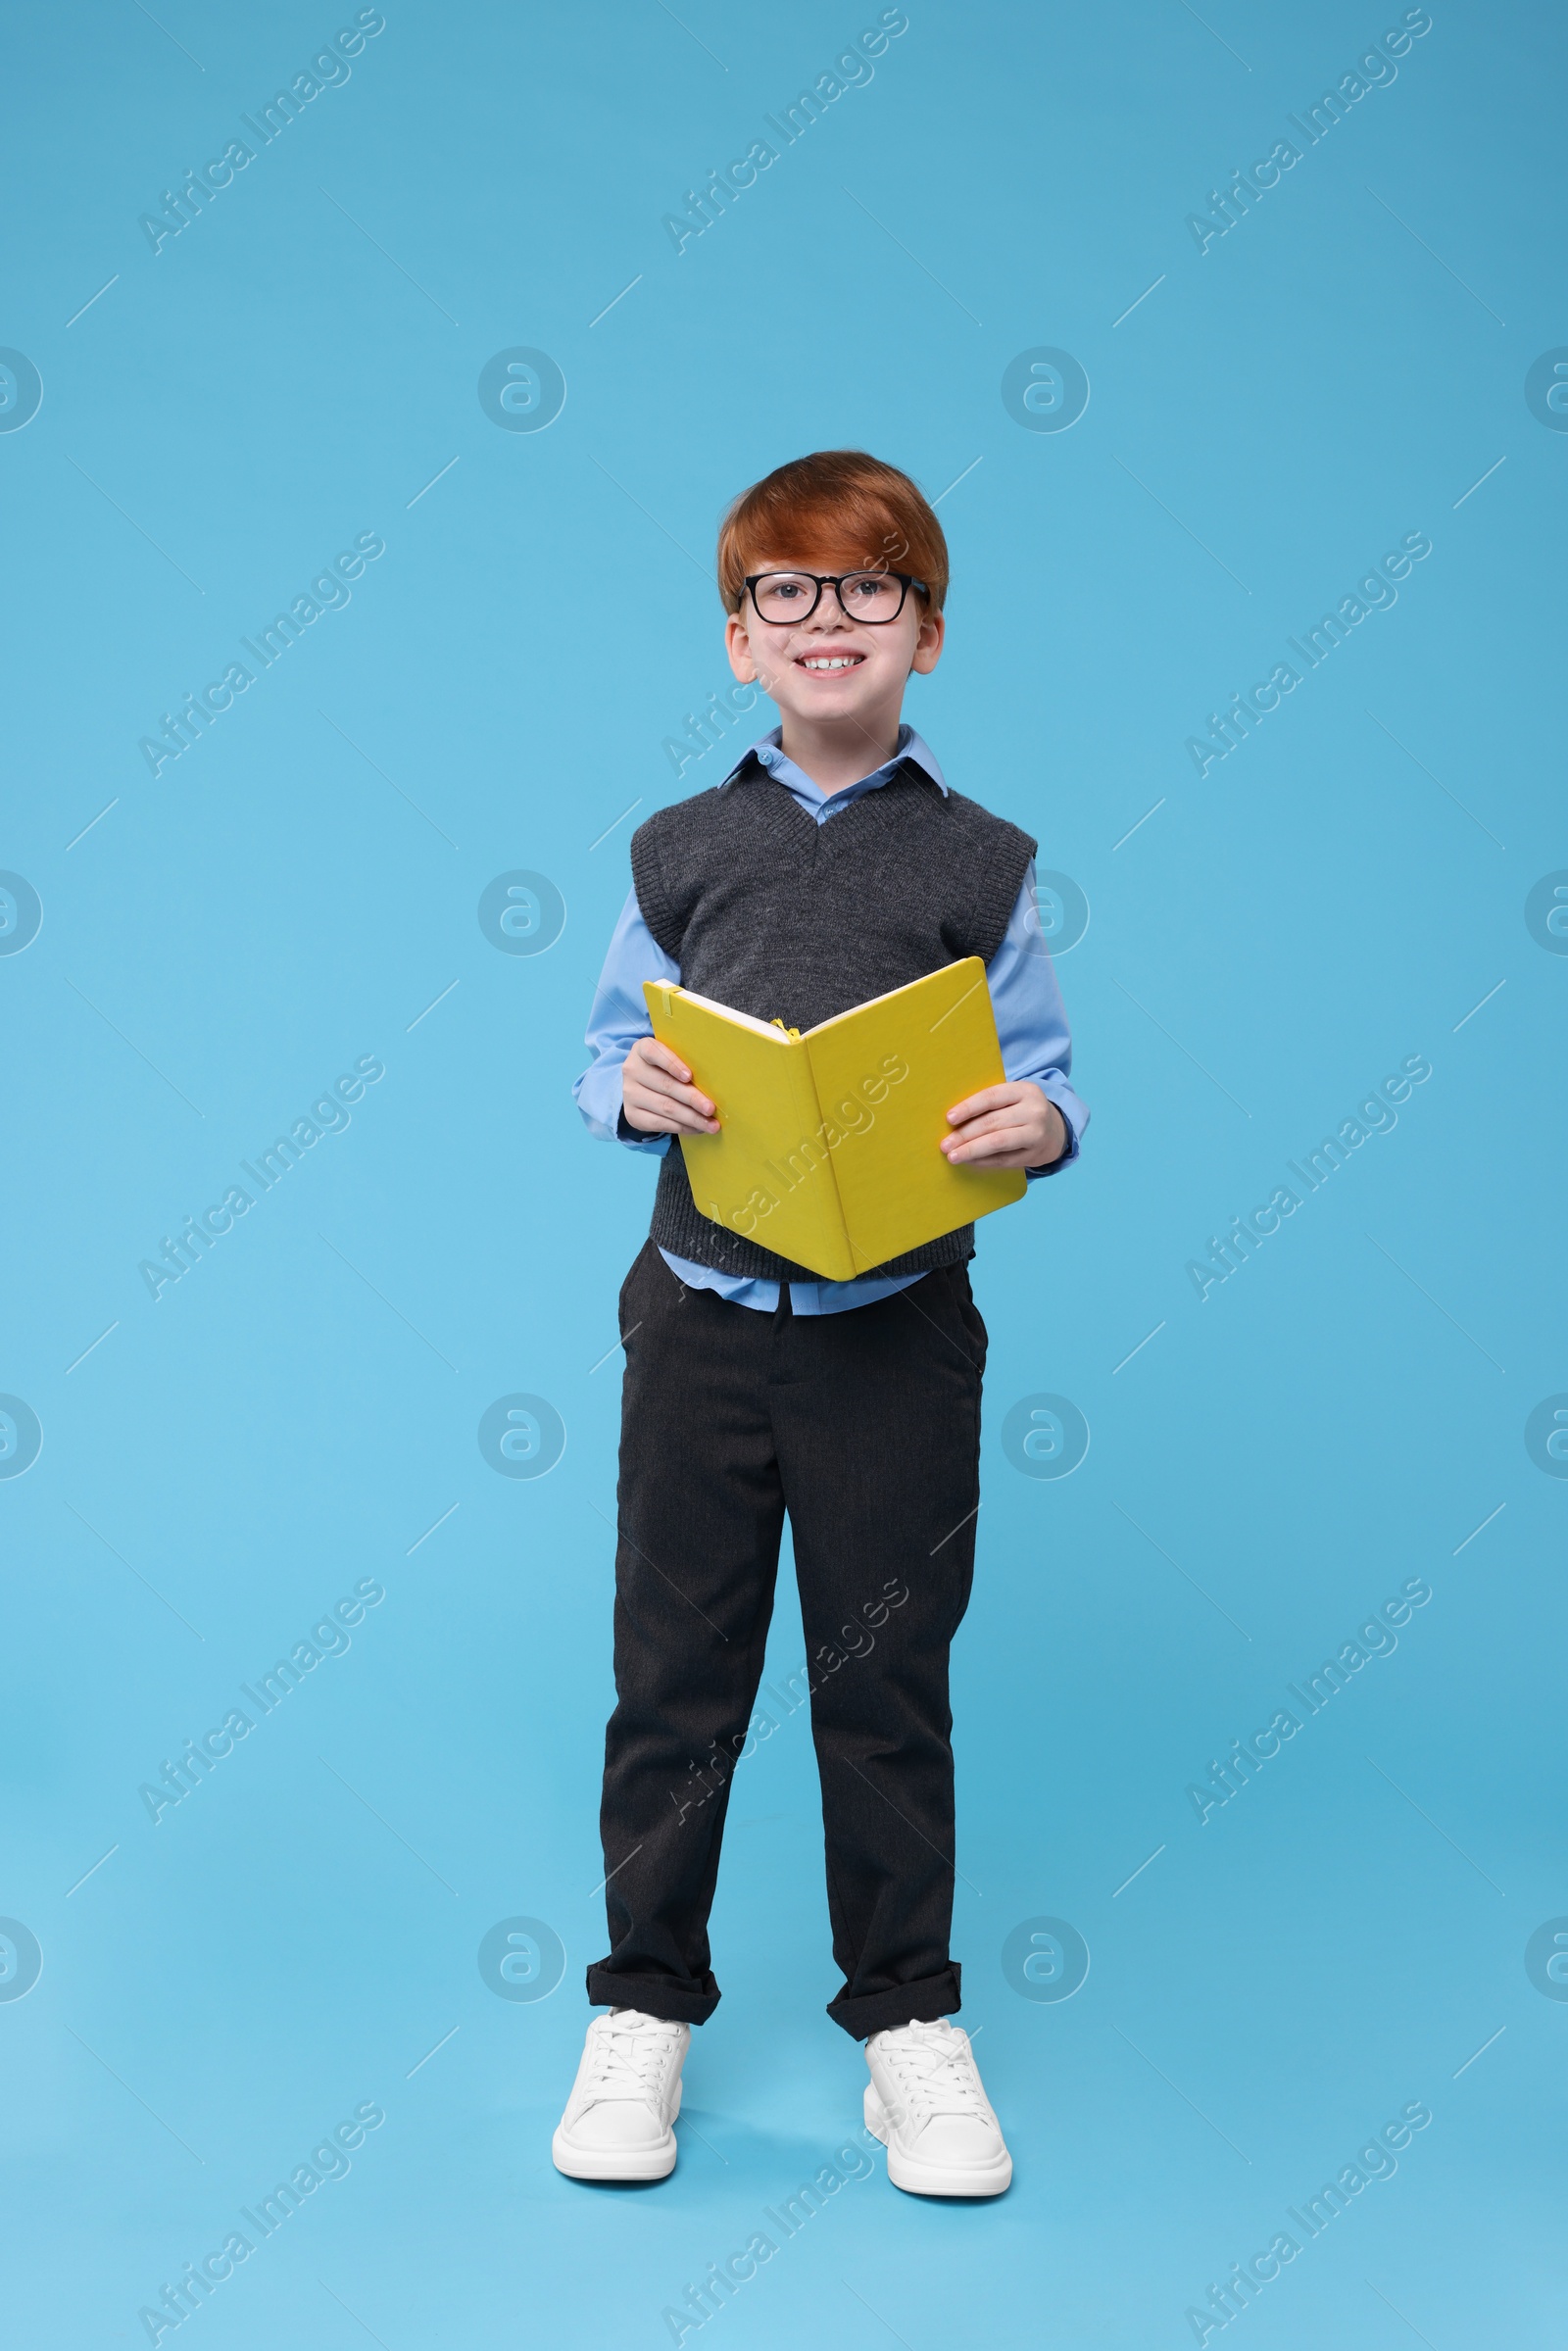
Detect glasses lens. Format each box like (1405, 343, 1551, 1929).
(838, 572, 906, 621)
(751, 573, 819, 621)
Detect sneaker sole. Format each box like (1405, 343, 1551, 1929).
(551, 2123, 677, 2182)
(863, 2085, 1012, 2198)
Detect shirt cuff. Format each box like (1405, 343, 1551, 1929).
(615, 1104, 671, 1155)
(1023, 1092, 1082, 1180)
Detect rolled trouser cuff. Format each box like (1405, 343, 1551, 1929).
(584, 1961, 719, 2028)
(826, 1963, 962, 2041)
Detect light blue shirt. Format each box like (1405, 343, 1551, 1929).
(573, 725, 1089, 1315)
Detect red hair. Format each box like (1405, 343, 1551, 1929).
(716, 450, 949, 614)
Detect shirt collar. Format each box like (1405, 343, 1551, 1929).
(716, 721, 949, 799)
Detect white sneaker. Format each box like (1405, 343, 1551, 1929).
(864, 2018, 1012, 2196)
(551, 2008, 690, 2181)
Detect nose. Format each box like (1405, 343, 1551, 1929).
(802, 583, 854, 630)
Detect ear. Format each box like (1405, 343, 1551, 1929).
(724, 610, 757, 683)
(909, 606, 945, 676)
(727, 611, 786, 701)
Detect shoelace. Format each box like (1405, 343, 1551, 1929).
(584, 2013, 679, 2101)
(879, 2022, 987, 2120)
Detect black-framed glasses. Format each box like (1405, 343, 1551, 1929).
(744, 570, 928, 625)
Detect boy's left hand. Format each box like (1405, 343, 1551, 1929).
(941, 1081, 1066, 1172)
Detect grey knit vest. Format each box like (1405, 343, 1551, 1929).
(628, 758, 1036, 1283)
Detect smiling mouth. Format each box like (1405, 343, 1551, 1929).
(797, 653, 866, 671)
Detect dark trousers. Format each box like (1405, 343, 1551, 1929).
(587, 1240, 988, 2040)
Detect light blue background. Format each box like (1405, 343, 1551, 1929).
(2, 3, 1563, 2344)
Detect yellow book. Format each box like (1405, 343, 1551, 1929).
(643, 957, 1026, 1282)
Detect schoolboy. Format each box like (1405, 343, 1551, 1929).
(560, 451, 1087, 2196)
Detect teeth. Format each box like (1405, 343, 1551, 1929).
(802, 656, 861, 669)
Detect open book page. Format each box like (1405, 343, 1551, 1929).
(644, 982, 855, 1279)
(803, 958, 1026, 1274)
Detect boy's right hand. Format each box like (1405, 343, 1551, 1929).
(621, 1037, 720, 1135)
